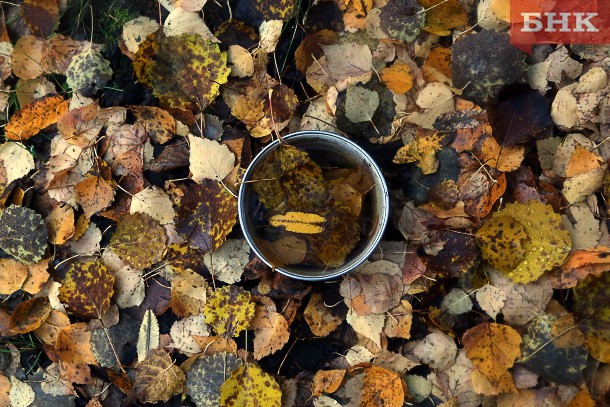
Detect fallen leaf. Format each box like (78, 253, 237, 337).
(204, 285, 255, 337)
(129, 186, 175, 225)
(75, 175, 116, 218)
(59, 260, 115, 319)
(170, 314, 209, 355)
(134, 348, 186, 403)
(188, 134, 236, 182)
(66, 46, 113, 96)
(170, 268, 208, 317)
(251, 305, 290, 360)
(344, 85, 379, 123)
(304, 292, 344, 337)
(311, 370, 345, 397)
(0, 259, 28, 295)
(22, 0, 59, 37)
(380, 62, 413, 94)
(55, 323, 98, 365)
(0, 206, 48, 264)
(175, 180, 237, 252)
(202, 239, 250, 284)
(0, 142, 35, 187)
(476, 201, 571, 283)
(475, 284, 506, 319)
(9, 296, 52, 334)
(419, 0, 468, 36)
(186, 352, 243, 407)
(5, 94, 69, 141)
(9, 377, 35, 407)
(109, 212, 167, 269)
(122, 16, 159, 54)
(134, 31, 230, 110)
(219, 363, 282, 407)
(137, 309, 160, 362)
(463, 322, 521, 394)
(360, 365, 405, 407)
(45, 205, 75, 245)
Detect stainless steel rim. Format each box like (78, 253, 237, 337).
(238, 131, 390, 281)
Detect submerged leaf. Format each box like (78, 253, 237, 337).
(269, 212, 325, 234)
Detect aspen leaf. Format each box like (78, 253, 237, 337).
(137, 310, 160, 362)
(188, 135, 236, 182)
(170, 269, 208, 317)
(0, 142, 35, 186)
(344, 86, 379, 123)
(419, 0, 468, 36)
(379, 0, 425, 42)
(134, 348, 186, 404)
(133, 31, 230, 110)
(462, 322, 521, 393)
(66, 47, 113, 97)
(130, 106, 175, 144)
(202, 239, 250, 284)
(56, 102, 104, 148)
(75, 175, 116, 218)
(0, 259, 28, 295)
(22, 0, 59, 37)
(9, 296, 52, 334)
(5, 94, 69, 141)
(475, 284, 506, 319)
(441, 288, 473, 315)
(384, 300, 413, 339)
(55, 323, 98, 365)
(360, 366, 405, 407)
(109, 212, 167, 269)
(175, 180, 237, 252)
(304, 293, 344, 337)
(45, 205, 75, 245)
(269, 212, 325, 234)
(58, 260, 114, 319)
(122, 17, 159, 54)
(8, 377, 35, 407)
(346, 309, 384, 348)
(204, 285, 255, 338)
(12, 35, 45, 80)
(186, 353, 243, 407)
(259, 20, 283, 53)
(476, 201, 571, 283)
(0, 206, 48, 265)
(170, 314, 209, 355)
(114, 268, 145, 308)
(380, 62, 414, 94)
(251, 306, 290, 360)
(129, 186, 175, 225)
(305, 43, 372, 94)
(227, 45, 254, 78)
(219, 363, 282, 407)
(311, 370, 345, 397)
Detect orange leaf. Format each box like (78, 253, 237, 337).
(9, 296, 52, 334)
(55, 323, 98, 365)
(311, 369, 345, 397)
(381, 62, 414, 94)
(360, 366, 406, 407)
(5, 95, 69, 140)
(463, 322, 521, 394)
(566, 145, 603, 177)
(75, 175, 116, 218)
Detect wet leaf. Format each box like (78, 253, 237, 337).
(462, 322, 521, 394)
(133, 31, 230, 110)
(0, 206, 48, 265)
(134, 348, 186, 403)
(219, 363, 282, 407)
(476, 201, 571, 283)
(204, 285, 255, 338)
(109, 212, 167, 269)
(5, 94, 68, 141)
(58, 260, 114, 319)
(269, 212, 325, 234)
(175, 180, 237, 252)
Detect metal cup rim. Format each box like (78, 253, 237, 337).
(237, 130, 390, 281)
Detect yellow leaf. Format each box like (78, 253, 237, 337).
(476, 201, 572, 283)
(204, 285, 255, 338)
(418, 0, 468, 36)
(109, 212, 167, 269)
(219, 363, 282, 407)
(463, 322, 521, 394)
(269, 211, 325, 234)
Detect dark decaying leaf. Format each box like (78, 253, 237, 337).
(379, 0, 425, 43)
(174, 180, 237, 252)
(203, 285, 255, 338)
(133, 31, 230, 110)
(58, 260, 115, 319)
(186, 353, 243, 407)
(134, 348, 186, 404)
(0, 206, 48, 265)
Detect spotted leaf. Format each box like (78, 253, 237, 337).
(58, 260, 115, 319)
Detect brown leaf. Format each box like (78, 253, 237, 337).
(45, 205, 75, 244)
(22, 0, 59, 37)
(5, 95, 69, 141)
(57, 103, 105, 148)
(55, 323, 98, 365)
(109, 212, 167, 269)
(130, 106, 176, 144)
(0, 259, 28, 295)
(9, 296, 52, 334)
(134, 348, 186, 403)
(75, 175, 116, 218)
(251, 305, 290, 360)
(303, 293, 344, 337)
(170, 269, 208, 317)
(311, 369, 345, 397)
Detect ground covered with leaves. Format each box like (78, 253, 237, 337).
(0, 0, 609, 406)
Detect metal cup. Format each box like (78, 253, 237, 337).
(238, 131, 390, 281)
